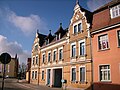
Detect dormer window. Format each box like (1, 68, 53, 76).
(73, 21, 82, 34)
(56, 35, 59, 40)
(110, 4, 120, 18)
(45, 39, 49, 45)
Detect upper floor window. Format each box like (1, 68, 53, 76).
(48, 52, 51, 62)
(32, 57, 35, 65)
(59, 49, 63, 60)
(72, 45, 76, 57)
(53, 50, 56, 61)
(34, 44, 38, 51)
(74, 25, 77, 34)
(71, 68, 76, 82)
(99, 65, 110, 81)
(42, 54, 45, 63)
(73, 21, 82, 34)
(36, 56, 38, 64)
(98, 34, 109, 50)
(110, 4, 120, 18)
(117, 30, 120, 47)
(80, 42, 85, 56)
(80, 67, 85, 82)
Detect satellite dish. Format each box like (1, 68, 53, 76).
(0, 53, 11, 64)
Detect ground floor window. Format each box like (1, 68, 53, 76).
(35, 71, 37, 79)
(80, 67, 85, 82)
(42, 71, 44, 80)
(32, 71, 34, 79)
(71, 68, 76, 82)
(99, 65, 110, 81)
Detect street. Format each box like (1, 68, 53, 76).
(0, 78, 62, 90)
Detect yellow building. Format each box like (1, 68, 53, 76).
(31, 1, 93, 90)
(0, 55, 19, 78)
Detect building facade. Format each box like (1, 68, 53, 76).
(31, 1, 93, 90)
(91, 0, 120, 90)
(31, 0, 120, 90)
(0, 55, 19, 78)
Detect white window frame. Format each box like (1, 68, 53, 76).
(42, 52, 46, 63)
(42, 70, 44, 80)
(58, 47, 63, 61)
(32, 56, 35, 65)
(79, 66, 86, 83)
(32, 71, 34, 79)
(73, 20, 82, 34)
(48, 51, 51, 62)
(110, 4, 120, 18)
(98, 34, 109, 50)
(52, 49, 57, 61)
(79, 39, 85, 56)
(35, 71, 37, 79)
(71, 66, 77, 82)
(36, 55, 39, 65)
(70, 42, 76, 58)
(99, 64, 111, 82)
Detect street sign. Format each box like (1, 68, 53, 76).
(0, 53, 11, 64)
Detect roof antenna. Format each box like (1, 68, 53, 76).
(60, 23, 62, 27)
(76, 0, 79, 5)
(49, 30, 51, 34)
(37, 29, 39, 34)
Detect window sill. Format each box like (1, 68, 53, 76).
(98, 48, 110, 52)
(99, 80, 112, 83)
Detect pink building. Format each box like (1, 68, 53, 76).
(91, 0, 120, 90)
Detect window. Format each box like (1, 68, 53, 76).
(73, 22, 82, 34)
(80, 42, 85, 56)
(45, 40, 49, 45)
(42, 54, 45, 63)
(99, 65, 110, 81)
(111, 4, 120, 18)
(34, 45, 38, 51)
(36, 56, 38, 64)
(59, 49, 63, 60)
(80, 67, 85, 82)
(42, 71, 44, 80)
(117, 30, 120, 47)
(53, 51, 56, 61)
(74, 25, 77, 34)
(48, 52, 51, 62)
(32, 71, 34, 79)
(32, 57, 35, 65)
(98, 34, 109, 50)
(78, 23, 82, 32)
(72, 45, 76, 57)
(35, 71, 37, 79)
(71, 68, 76, 82)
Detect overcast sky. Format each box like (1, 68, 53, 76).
(0, 0, 112, 64)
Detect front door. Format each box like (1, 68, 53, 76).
(47, 69, 51, 85)
(54, 69, 62, 87)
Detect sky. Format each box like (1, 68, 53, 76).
(0, 0, 112, 64)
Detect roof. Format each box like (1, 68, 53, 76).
(94, 0, 120, 13)
(91, 0, 120, 33)
(37, 33, 46, 46)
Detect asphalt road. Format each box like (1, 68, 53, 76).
(0, 78, 62, 90)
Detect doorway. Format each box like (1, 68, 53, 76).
(54, 68, 62, 87)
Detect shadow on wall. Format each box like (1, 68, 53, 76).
(86, 83, 120, 90)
